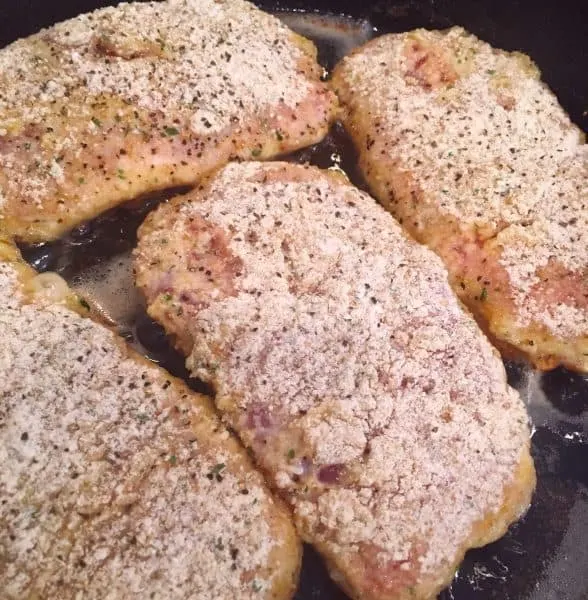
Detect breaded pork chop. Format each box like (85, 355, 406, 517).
(0, 0, 337, 243)
(134, 162, 535, 600)
(0, 237, 300, 599)
(331, 27, 588, 372)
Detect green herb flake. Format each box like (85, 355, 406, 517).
(24, 142, 32, 151)
(275, 130, 284, 142)
(215, 537, 224, 550)
(210, 462, 226, 475)
(251, 147, 262, 157)
(164, 126, 180, 136)
(168, 455, 177, 465)
(252, 580, 263, 593)
(163, 293, 173, 302)
(91, 116, 102, 128)
(137, 413, 149, 423)
(441, 189, 449, 194)
(486, 69, 496, 75)
(117, 168, 126, 179)
(287, 448, 295, 460)
(78, 177, 85, 185)
(79, 298, 90, 310)
(480, 287, 488, 301)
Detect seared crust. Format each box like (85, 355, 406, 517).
(331, 27, 587, 372)
(0, 0, 337, 243)
(0, 236, 301, 600)
(134, 161, 535, 600)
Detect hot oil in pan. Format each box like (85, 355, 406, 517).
(277, 11, 375, 70)
(18, 10, 588, 600)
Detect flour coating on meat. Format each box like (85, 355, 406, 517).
(135, 161, 534, 600)
(332, 27, 587, 369)
(0, 0, 336, 241)
(0, 255, 300, 600)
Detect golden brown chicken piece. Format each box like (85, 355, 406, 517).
(0, 235, 301, 600)
(134, 161, 535, 600)
(0, 0, 337, 243)
(332, 27, 588, 372)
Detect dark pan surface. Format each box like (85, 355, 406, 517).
(3, 1, 587, 599)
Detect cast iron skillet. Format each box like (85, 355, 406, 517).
(1, 1, 587, 599)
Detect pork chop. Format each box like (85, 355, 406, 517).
(0, 0, 337, 243)
(331, 27, 587, 372)
(134, 161, 535, 600)
(0, 236, 300, 600)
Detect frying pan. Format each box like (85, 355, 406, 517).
(1, 1, 587, 599)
